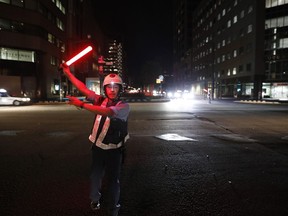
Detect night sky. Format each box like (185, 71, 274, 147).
(93, 1, 174, 80)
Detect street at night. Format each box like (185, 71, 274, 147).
(1, 99, 288, 216)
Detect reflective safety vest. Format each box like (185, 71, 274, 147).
(89, 98, 129, 150)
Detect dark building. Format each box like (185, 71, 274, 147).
(0, 0, 107, 101)
(174, 0, 288, 101)
(173, 0, 194, 92)
(65, 0, 104, 97)
(101, 39, 124, 78)
(0, 0, 67, 100)
(264, 0, 288, 100)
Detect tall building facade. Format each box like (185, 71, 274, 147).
(0, 0, 105, 100)
(65, 0, 104, 96)
(100, 39, 124, 78)
(173, 0, 194, 91)
(174, 0, 288, 101)
(265, 0, 288, 100)
(191, 0, 265, 100)
(0, 0, 67, 100)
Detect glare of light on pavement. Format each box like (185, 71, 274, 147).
(155, 133, 197, 141)
(164, 98, 195, 111)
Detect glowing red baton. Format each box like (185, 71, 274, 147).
(66, 46, 93, 66)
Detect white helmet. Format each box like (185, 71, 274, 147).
(103, 73, 123, 87)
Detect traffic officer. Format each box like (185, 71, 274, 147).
(60, 63, 130, 216)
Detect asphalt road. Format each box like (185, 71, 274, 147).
(0, 99, 288, 216)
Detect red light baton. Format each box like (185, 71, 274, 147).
(66, 46, 93, 66)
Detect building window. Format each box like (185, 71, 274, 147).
(233, 15, 238, 23)
(227, 36, 231, 44)
(266, 0, 288, 8)
(248, 5, 253, 13)
(233, 67, 237, 75)
(239, 46, 244, 55)
(239, 65, 243, 73)
(247, 24, 253, 33)
(48, 33, 55, 44)
(56, 18, 64, 31)
(239, 28, 244, 37)
(0, 18, 10, 30)
(0, 0, 9, 4)
(280, 38, 288, 48)
(246, 43, 252, 53)
(227, 53, 231, 60)
(227, 69, 231, 76)
(11, 0, 24, 7)
(240, 10, 245, 18)
(227, 20, 231, 28)
(246, 63, 252, 71)
(233, 49, 237, 57)
(51, 56, 56, 65)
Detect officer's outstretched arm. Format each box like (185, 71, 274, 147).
(67, 96, 114, 117)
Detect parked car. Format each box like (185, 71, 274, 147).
(0, 89, 31, 106)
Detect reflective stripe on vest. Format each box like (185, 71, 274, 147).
(88, 98, 127, 150)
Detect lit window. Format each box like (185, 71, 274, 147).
(227, 20, 231, 28)
(247, 24, 253, 33)
(51, 56, 56, 65)
(271, 0, 278, 7)
(280, 38, 288, 48)
(56, 18, 64, 31)
(48, 33, 54, 44)
(233, 15, 238, 23)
